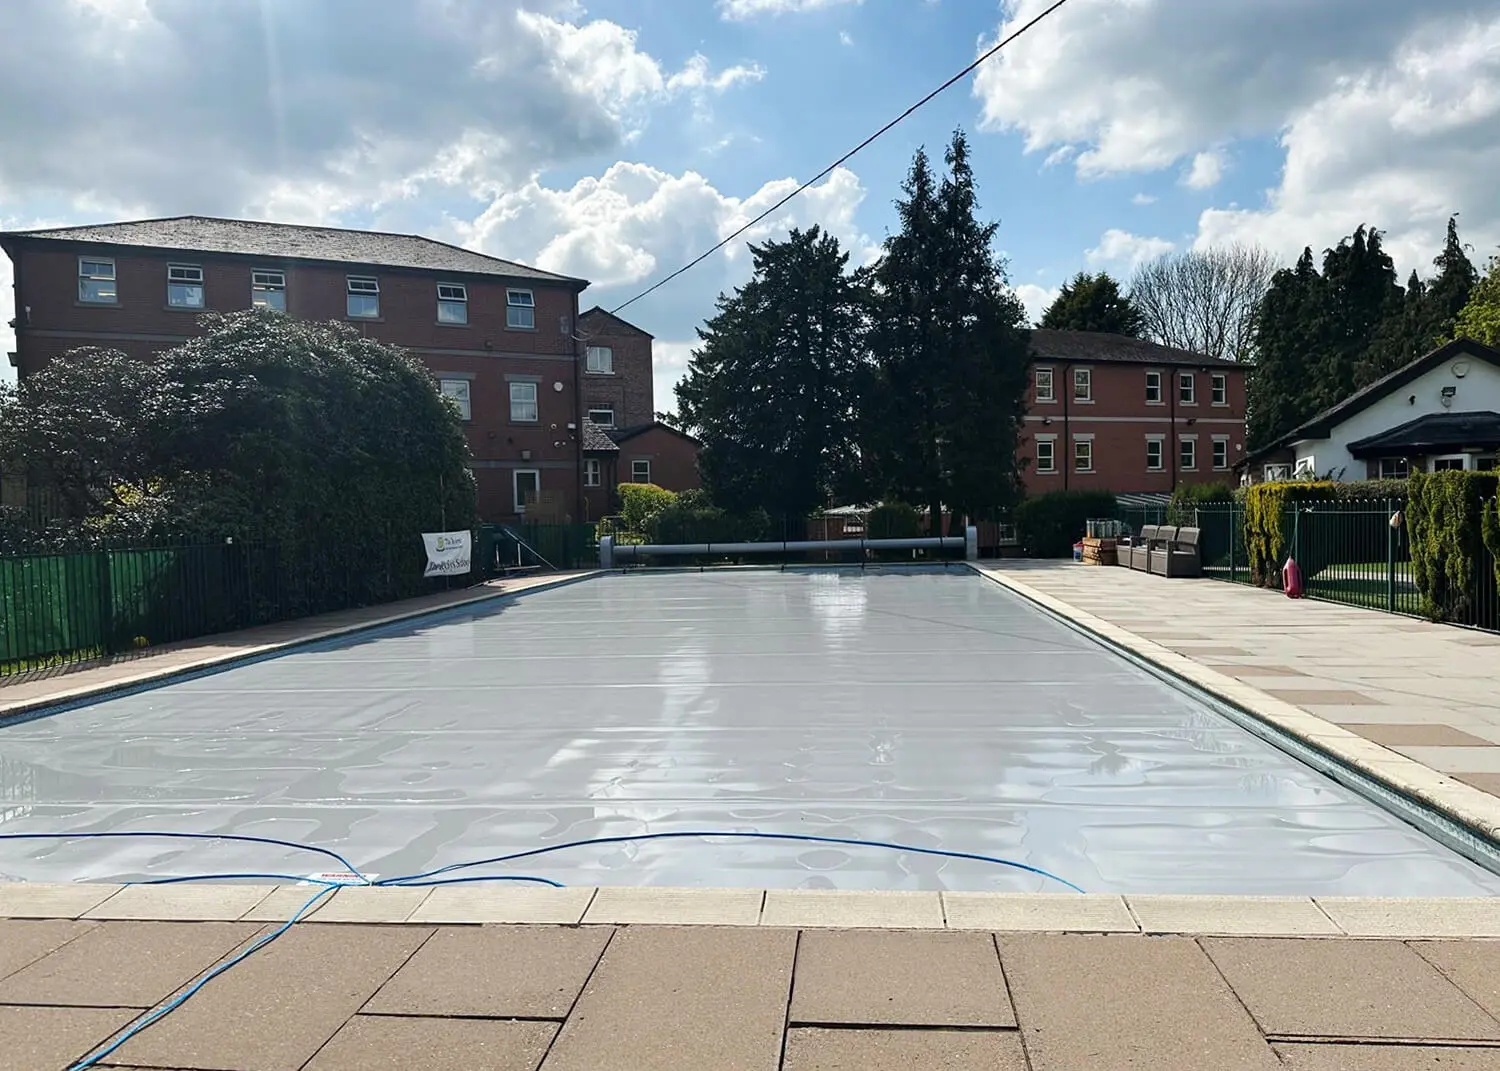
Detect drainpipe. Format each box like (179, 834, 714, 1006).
(1062, 363, 1071, 491)
(1168, 366, 1178, 494)
(571, 289, 584, 524)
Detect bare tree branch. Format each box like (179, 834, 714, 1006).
(1128, 244, 1277, 362)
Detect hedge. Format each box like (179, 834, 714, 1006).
(1406, 471, 1499, 626)
(1242, 480, 1411, 587)
(866, 502, 923, 541)
(1168, 482, 1233, 524)
(1014, 490, 1118, 558)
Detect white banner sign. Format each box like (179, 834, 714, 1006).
(422, 530, 472, 577)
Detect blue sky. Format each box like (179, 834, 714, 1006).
(3, 0, 1499, 404)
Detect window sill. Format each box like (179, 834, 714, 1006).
(1179, 401, 1199, 407)
(346, 316, 385, 324)
(1073, 398, 1095, 405)
(1075, 469, 1095, 475)
(1145, 400, 1165, 406)
(1033, 398, 1058, 405)
(505, 325, 537, 333)
(1035, 469, 1058, 475)
(74, 300, 120, 308)
(164, 305, 206, 313)
(435, 321, 471, 329)
(585, 370, 616, 376)
(510, 420, 540, 426)
(1211, 402, 1230, 408)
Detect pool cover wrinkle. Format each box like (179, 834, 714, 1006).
(2, 569, 1498, 894)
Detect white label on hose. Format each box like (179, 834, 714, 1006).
(299, 871, 376, 886)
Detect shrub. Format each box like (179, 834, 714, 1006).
(616, 482, 676, 536)
(1242, 480, 1413, 587)
(1406, 470, 1499, 625)
(1168, 483, 1234, 524)
(1014, 490, 1118, 558)
(866, 502, 923, 541)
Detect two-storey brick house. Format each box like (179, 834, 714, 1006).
(0, 216, 593, 522)
(1022, 330, 1248, 494)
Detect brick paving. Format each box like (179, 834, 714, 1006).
(0, 917, 1498, 1070)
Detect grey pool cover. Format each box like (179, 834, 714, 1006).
(2, 567, 1498, 895)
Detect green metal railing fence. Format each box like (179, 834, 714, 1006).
(1189, 498, 1499, 632)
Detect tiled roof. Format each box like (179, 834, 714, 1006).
(581, 418, 619, 453)
(1026, 329, 1240, 369)
(579, 306, 654, 339)
(0, 215, 586, 286)
(609, 421, 701, 447)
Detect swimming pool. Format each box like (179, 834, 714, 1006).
(3, 567, 1498, 894)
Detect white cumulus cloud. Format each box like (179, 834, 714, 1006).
(718, 0, 862, 19)
(1086, 229, 1175, 273)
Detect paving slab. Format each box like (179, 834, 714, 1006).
(781, 1027, 1029, 1071)
(1273, 1043, 1500, 1069)
(1317, 898, 1500, 938)
(0, 882, 123, 919)
(999, 933, 1282, 1070)
(242, 885, 429, 924)
(583, 886, 763, 926)
(0, 919, 95, 982)
(362, 925, 612, 1019)
(790, 929, 1013, 1027)
(1202, 937, 1500, 1041)
(408, 885, 597, 924)
(0, 1004, 139, 1071)
(83, 883, 275, 922)
(1345, 724, 1497, 747)
(540, 926, 795, 1071)
(760, 890, 944, 929)
(941, 892, 1137, 932)
(112, 923, 432, 1071)
(1127, 895, 1341, 936)
(0, 920, 258, 1008)
(304, 1015, 557, 1071)
(1411, 941, 1500, 1021)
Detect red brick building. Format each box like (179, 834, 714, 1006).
(0, 216, 603, 523)
(1021, 330, 1248, 494)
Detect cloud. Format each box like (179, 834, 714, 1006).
(652, 341, 696, 416)
(1182, 149, 1226, 190)
(972, 0, 1500, 276)
(1014, 284, 1060, 326)
(718, 0, 862, 19)
(1131, 193, 1158, 206)
(1086, 229, 1175, 273)
(0, 0, 757, 217)
(839, 30, 854, 46)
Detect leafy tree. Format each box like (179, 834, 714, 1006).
(0, 309, 474, 545)
(1128, 244, 1276, 361)
(675, 226, 869, 519)
(863, 130, 1032, 532)
(1039, 271, 1142, 335)
(1455, 255, 1500, 347)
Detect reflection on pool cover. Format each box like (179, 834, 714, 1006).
(2, 568, 1498, 895)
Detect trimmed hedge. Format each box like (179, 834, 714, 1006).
(866, 502, 923, 541)
(1406, 471, 1499, 626)
(1168, 482, 1233, 524)
(1014, 490, 1118, 558)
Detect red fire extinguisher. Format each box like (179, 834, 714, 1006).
(1283, 508, 1304, 598)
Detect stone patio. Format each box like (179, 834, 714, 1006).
(3, 887, 1500, 1070)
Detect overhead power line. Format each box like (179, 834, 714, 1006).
(609, 0, 1074, 316)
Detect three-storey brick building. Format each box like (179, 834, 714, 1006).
(1, 216, 601, 522)
(1021, 330, 1248, 494)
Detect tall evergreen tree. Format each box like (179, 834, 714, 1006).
(864, 130, 1031, 532)
(1247, 248, 1326, 449)
(1312, 225, 1401, 408)
(1426, 215, 1479, 339)
(674, 226, 868, 518)
(1363, 216, 1478, 379)
(1039, 272, 1142, 335)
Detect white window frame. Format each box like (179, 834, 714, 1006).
(1212, 436, 1230, 471)
(1179, 372, 1196, 405)
(1034, 367, 1055, 403)
(513, 469, 541, 512)
(1180, 435, 1198, 472)
(1293, 455, 1317, 479)
(1035, 435, 1057, 473)
(506, 288, 535, 329)
(509, 381, 539, 423)
(586, 345, 614, 374)
(631, 458, 652, 484)
(347, 275, 380, 318)
(251, 269, 286, 311)
(436, 282, 468, 325)
(1145, 435, 1165, 472)
(1145, 370, 1163, 405)
(1378, 457, 1410, 479)
(166, 264, 204, 309)
(1073, 367, 1092, 402)
(1430, 454, 1468, 472)
(587, 407, 615, 428)
(583, 458, 603, 488)
(1211, 372, 1228, 406)
(78, 256, 117, 304)
(439, 378, 471, 421)
(1263, 463, 1292, 482)
(1074, 434, 1095, 473)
